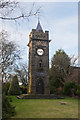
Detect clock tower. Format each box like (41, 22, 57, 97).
(27, 21, 51, 94)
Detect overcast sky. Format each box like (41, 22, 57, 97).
(0, 2, 78, 66)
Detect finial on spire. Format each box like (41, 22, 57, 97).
(36, 15, 43, 32)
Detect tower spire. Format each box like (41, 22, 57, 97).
(36, 16, 43, 32)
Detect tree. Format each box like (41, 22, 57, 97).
(0, 0, 40, 21)
(14, 63, 28, 87)
(51, 49, 71, 84)
(2, 82, 10, 95)
(9, 75, 20, 95)
(0, 30, 21, 82)
(49, 49, 71, 93)
(2, 94, 15, 118)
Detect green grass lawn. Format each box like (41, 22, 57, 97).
(8, 96, 78, 118)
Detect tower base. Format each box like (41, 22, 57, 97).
(17, 94, 65, 99)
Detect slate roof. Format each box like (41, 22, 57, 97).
(36, 21, 43, 32)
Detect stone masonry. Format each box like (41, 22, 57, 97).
(27, 21, 51, 94)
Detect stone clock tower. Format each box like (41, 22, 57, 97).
(27, 21, 51, 94)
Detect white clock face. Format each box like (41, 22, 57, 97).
(37, 49, 44, 56)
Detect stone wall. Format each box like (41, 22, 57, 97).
(28, 29, 50, 94)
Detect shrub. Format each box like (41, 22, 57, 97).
(9, 75, 20, 95)
(20, 85, 27, 94)
(2, 94, 15, 118)
(2, 82, 10, 95)
(76, 85, 80, 96)
(63, 81, 78, 96)
(49, 78, 62, 94)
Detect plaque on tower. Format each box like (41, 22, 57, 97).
(27, 21, 51, 94)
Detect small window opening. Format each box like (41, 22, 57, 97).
(39, 62, 41, 67)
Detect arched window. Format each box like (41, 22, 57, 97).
(36, 79, 44, 94)
(39, 60, 42, 68)
(39, 62, 41, 67)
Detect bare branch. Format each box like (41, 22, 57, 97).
(0, 0, 41, 21)
(0, 0, 18, 9)
(0, 8, 40, 20)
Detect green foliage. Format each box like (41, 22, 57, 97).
(52, 49, 70, 73)
(49, 79, 54, 94)
(63, 81, 78, 96)
(20, 85, 27, 94)
(54, 49, 68, 57)
(2, 82, 10, 95)
(49, 49, 71, 95)
(49, 78, 62, 94)
(76, 85, 80, 96)
(9, 75, 20, 95)
(2, 94, 15, 118)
